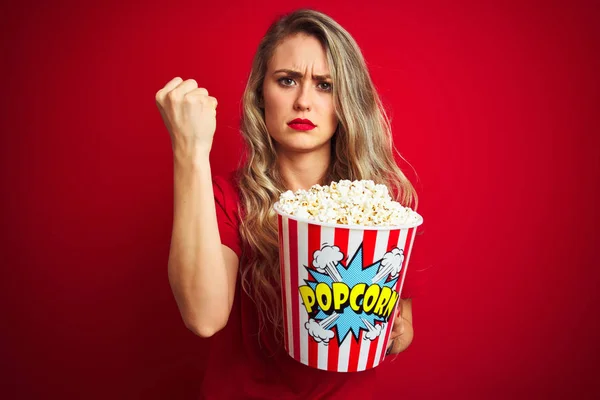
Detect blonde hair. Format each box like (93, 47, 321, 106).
(237, 9, 417, 343)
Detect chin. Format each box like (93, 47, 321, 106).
(273, 138, 330, 154)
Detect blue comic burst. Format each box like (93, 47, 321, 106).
(304, 244, 398, 345)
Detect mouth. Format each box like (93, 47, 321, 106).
(287, 118, 316, 131)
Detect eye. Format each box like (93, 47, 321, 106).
(278, 77, 296, 87)
(317, 82, 333, 92)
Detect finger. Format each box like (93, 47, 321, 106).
(156, 77, 183, 104)
(386, 337, 396, 355)
(207, 95, 218, 109)
(163, 76, 184, 92)
(189, 87, 209, 97)
(182, 92, 218, 114)
(183, 88, 210, 98)
(171, 79, 199, 97)
(398, 317, 405, 335)
(181, 88, 210, 103)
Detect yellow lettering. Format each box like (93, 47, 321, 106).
(332, 282, 350, 312)
(383, 290, 399, 320)
(301, 282, 400, 320)
(373, 286, 392, 315)
(349, 283, 366, 313)
(363, 284, 381, 313)
(315, 283, 333, 313)
(299, 286, 316, 313)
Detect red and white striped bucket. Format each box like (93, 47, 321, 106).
(274, 202, 423, 372)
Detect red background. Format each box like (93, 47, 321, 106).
(2, 0, 599, 398)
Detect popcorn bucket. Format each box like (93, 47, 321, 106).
(274, 202, 423, 372)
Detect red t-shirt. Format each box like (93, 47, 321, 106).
(199, 171, 422, 399)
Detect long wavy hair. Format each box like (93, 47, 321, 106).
(237, 9, 417, 343)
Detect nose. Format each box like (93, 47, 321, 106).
(293, 84, 312, 111)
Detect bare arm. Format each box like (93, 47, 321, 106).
(156, 77, 238, 337)
(168, 156, 238, 337)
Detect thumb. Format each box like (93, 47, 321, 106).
(398, 316, 405, 335)
(395, 303, 405, 334)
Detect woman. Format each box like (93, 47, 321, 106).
(156, 9, 418, 399)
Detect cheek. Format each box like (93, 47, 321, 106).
(263, 91, 285, 120)
(320, 97, 337, 126)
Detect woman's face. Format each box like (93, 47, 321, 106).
(262, 33, 338, 154)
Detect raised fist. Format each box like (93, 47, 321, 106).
(155, 77, 218, 155)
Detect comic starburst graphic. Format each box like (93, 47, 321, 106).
(304, 244, 398, 345)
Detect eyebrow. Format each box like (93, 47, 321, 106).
(273, 69, 331, 80)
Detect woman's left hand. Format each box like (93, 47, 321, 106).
(385, 299, 414, 355)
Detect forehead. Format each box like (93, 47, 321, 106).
(268, 33, 330, 73)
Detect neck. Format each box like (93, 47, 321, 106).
(276, 144, 332, 192)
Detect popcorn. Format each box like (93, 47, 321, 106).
(276, 180, 421, 227)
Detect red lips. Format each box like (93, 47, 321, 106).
(289, 118, 315, 126)
(287, 118, 316, 131)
